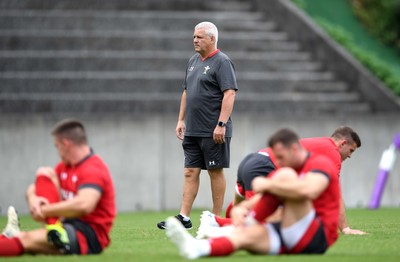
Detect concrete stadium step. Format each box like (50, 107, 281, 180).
(0, 57, 321, 72)
(236, 92, 363, 103)
(0, 10, 274, 31)
(0, 92, 180, 113)
(0, 0, 374, 114)
(0, 29, 288, 40)
(209, 1, 252, 11)
(0, 92, 359, 102)
(0, 79, 347, 94)
(0, 92, 370, 114)
(0, 30, 293, 51)
(0, 0, 252, 11)
(234, 100, 371, 114)
(237, 80, 348, 92)
(0, 51, 320, 72)
(0, 71, 333, 82)
(0, 72, 344, 94)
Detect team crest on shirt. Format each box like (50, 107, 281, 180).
(203, 66, 210, 74)
(61, 172, 68, 180)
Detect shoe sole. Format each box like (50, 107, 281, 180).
(157, 223, 167, 230)
(157, 222, 192, 230)
(48, 230, 71, 253)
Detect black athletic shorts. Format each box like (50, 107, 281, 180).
(237, 152, 276, 191)
(270, 217, 329, 254)
(183, 136, 231, 170)
(63, 219, 103, 255)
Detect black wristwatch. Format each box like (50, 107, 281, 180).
(218, 121, 226, 127)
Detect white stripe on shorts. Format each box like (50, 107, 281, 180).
(266, 223, 281, 255)
(281, 209, 316, 250)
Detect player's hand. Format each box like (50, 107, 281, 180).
(29, 195, 49, 222)
(342, 227, 368, 235)
(176, 121, 185, 140)
(213, 126, 225, 144)
(230, 205, 248, 227)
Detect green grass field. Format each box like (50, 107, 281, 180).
(1, 208, 400, 261)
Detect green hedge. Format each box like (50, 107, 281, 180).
(291, 0, 306, 9)
(315, 18, 400, 95)
(351, 0, 400, 51)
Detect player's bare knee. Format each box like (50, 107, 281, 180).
(229, 227, 250, 247)
(183, 171, 193, 179)
(35, 167, 59, 188)
(35, 166, 56, 178)
(183, 168, 199, 178)
(207, 168, 223, 177)
(272, 167, 297, 181)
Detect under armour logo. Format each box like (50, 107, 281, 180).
(203, 66, 210, 74)
(209, 160, 216, 166)
(189, 66, 194, 72)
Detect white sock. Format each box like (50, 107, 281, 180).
(196, 239, 211, 256)
(179, 214, 190, 221)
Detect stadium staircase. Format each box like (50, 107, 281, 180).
(0, 0, 373, 114)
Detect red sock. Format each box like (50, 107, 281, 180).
(251, 193, 281, 222)
(208, 237, 235, 256)
(225, 201, 233, 218)
(35, 175, 60, 224)
(0, 237, 24, 256)
(215, 216, 233, 226)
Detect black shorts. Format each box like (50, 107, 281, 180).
(270, 217, 328, 254)
(63, 219, 102, 255)
(237, 152, 276, 192)
(183, 136, 231, 170)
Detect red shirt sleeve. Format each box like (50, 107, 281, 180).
(77, 163, 107, 194)
(305, 154, 337, 181)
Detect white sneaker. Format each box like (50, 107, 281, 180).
(195, 210, 220, 239)
(200, 211, 219, 227)
(2, 206, 20, 238)
(166, 217, 201, 260)
(196, 225, 235, 239)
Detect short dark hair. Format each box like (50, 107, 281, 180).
(51, 119, 87, 145)
(331, 126, 361, 148)
(268, 128, 300, 148)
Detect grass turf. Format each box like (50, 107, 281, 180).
(0, 208, 400, 261)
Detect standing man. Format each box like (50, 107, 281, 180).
(0, 119, 116, 256)
(166, 129, 341, 258)
(157, 21, 238, 229)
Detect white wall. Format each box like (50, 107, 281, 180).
(1, 113, 399, 215)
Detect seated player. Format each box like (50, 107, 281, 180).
(166, 128, 341, 258)
(198, 126, 366, 237)
(0, 119, 116, 256)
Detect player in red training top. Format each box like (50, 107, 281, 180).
(202, 126, 365, 236)
(0, 119, 116, 256)
(165, 128, 340, 258)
